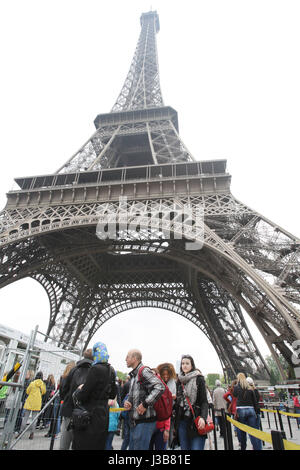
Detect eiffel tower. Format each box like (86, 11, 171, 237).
(0, 11, 299, 381)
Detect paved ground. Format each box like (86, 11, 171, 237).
(3, 411, 300, 451)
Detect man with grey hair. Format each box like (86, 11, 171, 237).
(124, 349, 165, 450)
(213, 379, 227, 439)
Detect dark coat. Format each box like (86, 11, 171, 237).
(60, 358, 93, 418)
(72, 362, 117, 450)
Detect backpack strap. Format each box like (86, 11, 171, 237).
(137, 365, 147, 383)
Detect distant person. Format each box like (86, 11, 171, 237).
(38, 374, 55, 429)
(212, 379, 227, 438)
(233, 373, 262, 450)
(292, 393, 300, 425)
(19, 371, 46, 440)
(72, 342, 117, 450)
(123, 349, 165, 450)
(15, 370, 34, 434)
(223, 379, 239, 442)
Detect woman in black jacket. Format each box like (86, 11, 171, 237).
(233, 373, 262, 450)
(72, 342, 117, 450)
(174, 355, 208, 450)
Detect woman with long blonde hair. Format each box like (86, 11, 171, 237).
(233, 372, 262, 450)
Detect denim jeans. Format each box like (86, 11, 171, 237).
(121, 418, 131, 450)
(129, 421, 157, 450)
(178, 419, 206, 450)
(149, 428, 167, 450)
(106, 431, 115, 450)
(236, 407, 262, 450)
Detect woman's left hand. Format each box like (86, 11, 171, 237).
(197, 417, 206, 430)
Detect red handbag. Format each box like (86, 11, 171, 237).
(181, 384, 214, 435)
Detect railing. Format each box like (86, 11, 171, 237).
(221, 407, 300, 451)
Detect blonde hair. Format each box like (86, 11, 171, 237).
(27, 370, 35, 381)
(237, 372, 250, 390)
(62, 361, 76, 379)
(47, 374, 56, 386)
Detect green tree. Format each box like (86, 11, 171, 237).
(206, 373, 220, 387)
(116, 371, 128, 381)
(265, 355, 289, 385)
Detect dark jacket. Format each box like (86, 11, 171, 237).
(60, 358, 93, 418)
(72, 362, 117, 450)
(233, 384, 260, 411)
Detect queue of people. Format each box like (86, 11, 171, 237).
(2, 342, 288, 451)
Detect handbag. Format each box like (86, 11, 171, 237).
(70, 389, 91, 431)
(181, 384, 214, 436)
(71, 405, 91, 431)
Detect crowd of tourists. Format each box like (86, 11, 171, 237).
(2, 342, 299, 451)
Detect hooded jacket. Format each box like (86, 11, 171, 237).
(24, 379, 46, 411)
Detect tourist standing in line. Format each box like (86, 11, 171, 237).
(153, 362, 177, 449)
(123, 349, 165, 450)
(223, 379, 240, 443)
(233, 372, 262, 450)
(106, 398, 121, 450)
(72, 342, 117, 450)
(19, 371, 46, 440)
(59, 351, 93, 449)
(174, 355, 208, 450)
(213, 379, 227, 438)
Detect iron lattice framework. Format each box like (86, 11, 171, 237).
(0, 11, 299, 381)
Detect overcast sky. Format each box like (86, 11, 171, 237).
(0, 0, 299, 376)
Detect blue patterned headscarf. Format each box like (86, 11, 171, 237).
(92, 342, 109, 364)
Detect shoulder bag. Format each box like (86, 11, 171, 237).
(181, 384, 214, 435)
(70, 389, 91, 431)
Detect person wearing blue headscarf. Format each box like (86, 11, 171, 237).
(72, 342, 117, 450)
(92, 341, 110, 365)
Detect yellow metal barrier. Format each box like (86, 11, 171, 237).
(226, 415, 300, 451)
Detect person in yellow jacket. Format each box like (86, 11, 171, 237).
(19, 371, 46, 439)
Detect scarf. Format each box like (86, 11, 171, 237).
(178, 369, 201, 415)
(92, 342, 109, 365)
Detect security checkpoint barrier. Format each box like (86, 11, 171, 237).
(225, 412, 300, 450)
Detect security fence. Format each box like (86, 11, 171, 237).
(0, 325, 80, 450)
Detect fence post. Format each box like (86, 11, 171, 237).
(211, 405, 218, 450)
(271, 430, 286, 450)
(49, 399, 62, 450)
(221, 408, 232, 450)
(224, 410, 234, 450)
(276, 409, 285, 434)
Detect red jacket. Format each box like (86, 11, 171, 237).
(223, 389, 237, 416)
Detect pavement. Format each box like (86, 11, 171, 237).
(3, 410, 300, 451)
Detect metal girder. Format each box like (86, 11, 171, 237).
(0, 10, 299, 382)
